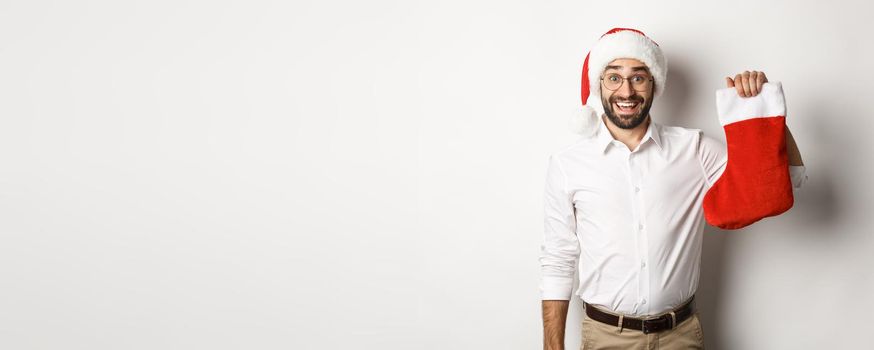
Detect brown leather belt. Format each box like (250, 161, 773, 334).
(584, 296, 696, 334)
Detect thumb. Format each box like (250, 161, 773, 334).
(725, 77, 735, 88)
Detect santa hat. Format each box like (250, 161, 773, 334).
(572, 28, 667, 136)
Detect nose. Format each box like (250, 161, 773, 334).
(616, 78, 635, 97)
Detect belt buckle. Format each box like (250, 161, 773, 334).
(641, 316, 667, 334)
(641, 321, 652, 334)
(641, 318, 656, 334)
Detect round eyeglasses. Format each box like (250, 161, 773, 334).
(601, 73, 654, 92)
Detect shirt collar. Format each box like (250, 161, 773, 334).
(596, 115, 663, 154)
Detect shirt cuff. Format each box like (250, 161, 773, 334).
(789, 165, 808, 189)
(540, 275, 575, 300)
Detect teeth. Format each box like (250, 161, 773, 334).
(617, 102, 638, 108)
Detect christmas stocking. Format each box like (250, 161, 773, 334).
(703, 81, 794, 230)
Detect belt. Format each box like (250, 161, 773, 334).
(584, 296, 696, 334)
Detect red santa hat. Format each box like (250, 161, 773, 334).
(572, 28, 668, 136)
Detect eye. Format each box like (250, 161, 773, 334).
(631, 75, 646, 83)
(607, 74, 621, 82)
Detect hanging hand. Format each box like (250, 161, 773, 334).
(726, 71, 768, 97)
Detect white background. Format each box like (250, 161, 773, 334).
(1, 0, 872, 349)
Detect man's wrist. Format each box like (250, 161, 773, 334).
(542, 300, 570, 350)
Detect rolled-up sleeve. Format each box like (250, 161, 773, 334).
(539, 155, 580, 300)
(789, 165, 808, 189)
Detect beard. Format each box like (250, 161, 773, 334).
(601, 93, 653, 130)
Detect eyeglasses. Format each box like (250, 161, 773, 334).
(600, 73, 654, 92)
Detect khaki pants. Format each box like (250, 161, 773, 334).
(580, 307, 706, 350)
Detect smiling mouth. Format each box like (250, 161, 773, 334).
(614, 101, 641, 114)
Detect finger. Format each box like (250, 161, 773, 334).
(756, 72, 768, 91)
(749, 71, 759, 95)
(734, 74, 744, 97)
(726, 77, 735, 88)
(741, 71, 752, 97)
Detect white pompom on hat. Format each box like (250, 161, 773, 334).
(573, 28, 667, 136)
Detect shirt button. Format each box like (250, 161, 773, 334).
(638, 223, 644, 230)
(641, 299, 647, 305)
(641, 261, 646, 268)
(634, 186, 640, 193)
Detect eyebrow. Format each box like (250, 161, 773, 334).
(605, 65, 650, 72)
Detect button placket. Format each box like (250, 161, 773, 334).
(628, 151, 650, 315)
(626, 152, 650, 314)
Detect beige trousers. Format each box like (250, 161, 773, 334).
(580, 307, 706, 350)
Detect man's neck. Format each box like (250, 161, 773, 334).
(604, 115, 651, 151)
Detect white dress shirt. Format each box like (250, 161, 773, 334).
(539, 116, 807, 316)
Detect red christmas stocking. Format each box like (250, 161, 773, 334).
(703, 82, 794, 229)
